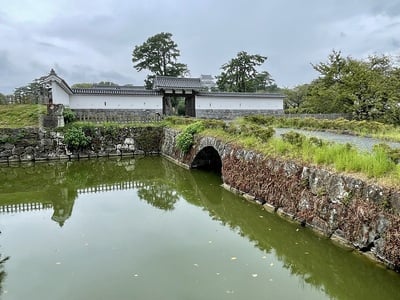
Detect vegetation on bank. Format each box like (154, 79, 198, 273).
(1, 103, 400, 186)
(243, 115, 400, 142)
(164, 116, 400, 187)
(0, 104, 46, 128)
(60, 121, 165, 150)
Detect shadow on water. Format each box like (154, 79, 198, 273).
(0, 157, 400, 299)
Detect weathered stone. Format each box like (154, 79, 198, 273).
(2, 143, 14, 150)
(0, 150, 12, 157)
(310, 216, 331, 236)
(327, 176, 349, 203)
(12, 147, 25, 156)
(0, 127, 162, 163)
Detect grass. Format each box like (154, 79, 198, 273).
(0, 104, 47, 128)
(242, 115, 400, 142)
(166, 117, 400, 187)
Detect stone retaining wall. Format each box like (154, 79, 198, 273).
(196, 109, 283, 120)
(73, 109, 163, 123)
(0, 127, 162, 163)
(161, 128, 400, 270)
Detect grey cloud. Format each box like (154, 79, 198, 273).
(1, 0, 400, 93)
(391, 38, 400, 48)
(370, 1, 400, 16)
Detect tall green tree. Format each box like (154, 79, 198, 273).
(132, 32, 189, 88)
(297, 50, 400, 123)
(13, 81, 44, 104)
(282, 84, 310, 113)
(216, 51, 274, 92)
(96, 81, 118, 86)
(71, 83, 93, 88)
(71, 82, 119, 88)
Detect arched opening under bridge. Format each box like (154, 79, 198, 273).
(190, 146, 222, 174)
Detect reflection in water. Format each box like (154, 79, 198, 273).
(0, 157, 399, 299)
(0, 158, 180, 225)
(0, 240, 9, 295)
(137, 183, 179, 211)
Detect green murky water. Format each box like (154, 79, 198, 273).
(0, 157, 399, 300)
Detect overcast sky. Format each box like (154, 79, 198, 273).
(1, 0, 400, 94)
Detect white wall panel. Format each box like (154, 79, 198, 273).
(69, 95, 162, 110)
(196, 95, 283, 110)
(51, 82, 70, 106)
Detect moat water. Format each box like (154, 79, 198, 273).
(0, 157, 399, 300)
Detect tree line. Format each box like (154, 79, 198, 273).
(131, 32, 277, 92)
(284, 50, 400, 124)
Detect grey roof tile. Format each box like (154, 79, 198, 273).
(72, 87, 160, 96)
(197, 91, 285, 98)
(153, 76, 202, 90)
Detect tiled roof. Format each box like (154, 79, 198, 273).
(153, 76, 202, 90)
(200, 74, 214, 80)
(197, 92, 285, 98)
(39, 69, 73, 95)
(72, 87, 161, 96)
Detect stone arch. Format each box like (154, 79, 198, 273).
(190, 146, 222, 173)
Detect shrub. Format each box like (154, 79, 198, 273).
(281, 131, 305, 147)
(243, 115, 275, 126)
(64, 126, 91, 150)
(176, 131, 194, 153)
(226, 122, 274, 143)
(102, 122, 118, 136)
(201, 119, 227, 130)
(63, 108, 76, 124)
(176, 121, 205, 153)
(252, 126, 275, 143)
(309, 137, 323, 147)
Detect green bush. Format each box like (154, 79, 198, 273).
(201, 119, 227, 130)
(373, 143, 400, 164)
(185, 121, 205, 135)
(176, 131, 194, 153)
(63, 108, 76, 124)
(225, 122, 275, 144)
(102, 122, 118, 136)
(309, 137, 323, 147)
(64, 126, 91, 150)
(243, 115, 275, 126)
(252, 126, 275, 142)
(176, 121, 205, 153)
(281, 131, 305, 147)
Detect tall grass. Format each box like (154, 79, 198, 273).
(0, 104, 47, 128)
(263, 135, 396, 179)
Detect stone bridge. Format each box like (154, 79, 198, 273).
(187, 136, 226, 172)
(161, 128, 400, 270)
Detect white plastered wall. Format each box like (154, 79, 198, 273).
(51, 82, 70, 106)
(69, 94, 162, 110)
(196, 95, 283, 110)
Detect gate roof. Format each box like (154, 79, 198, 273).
(153, 76, 202, 91)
